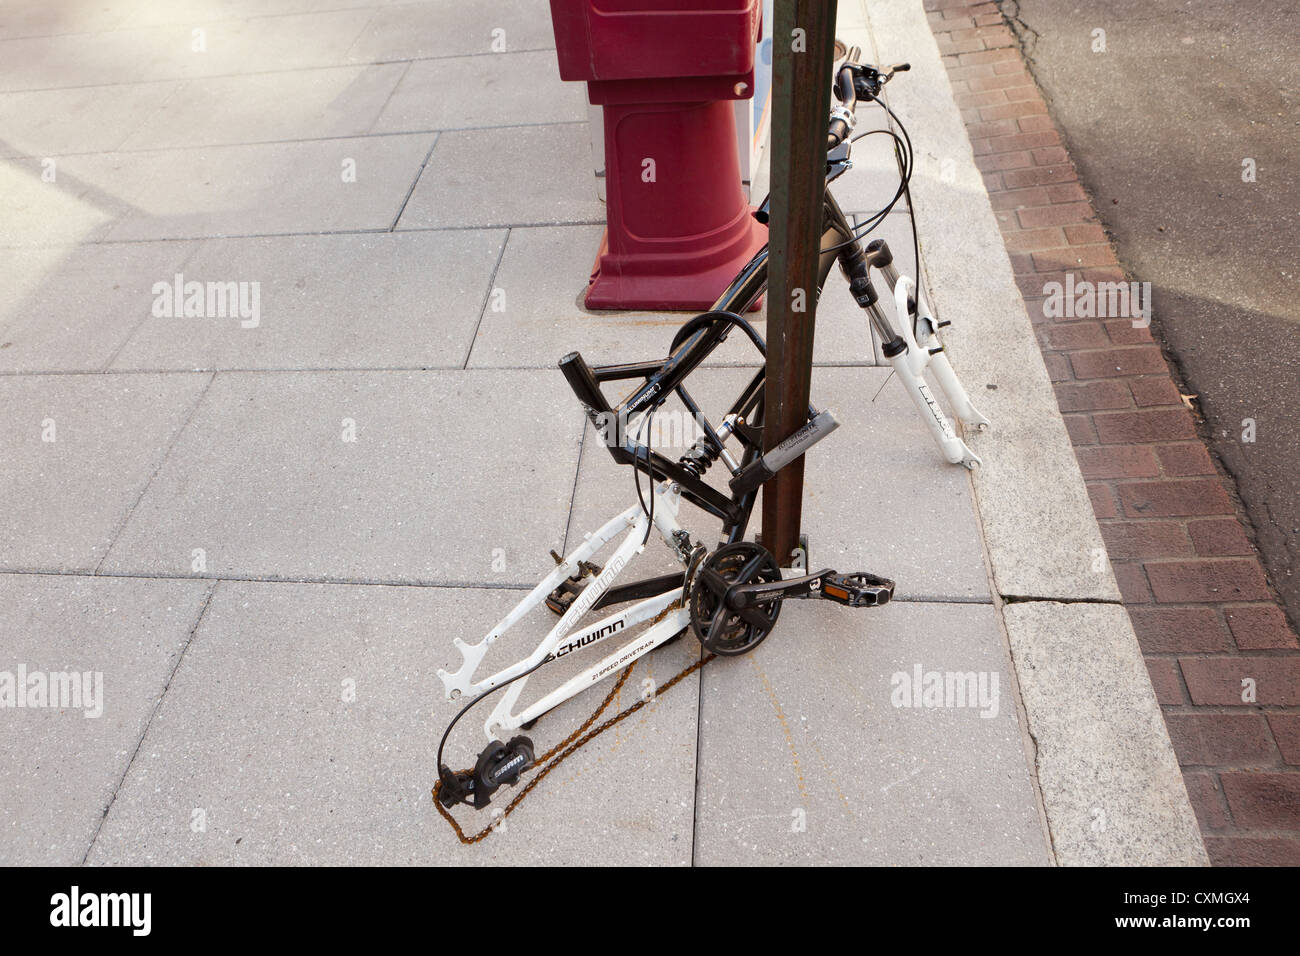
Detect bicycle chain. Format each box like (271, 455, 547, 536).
(432, 610, 716, 844)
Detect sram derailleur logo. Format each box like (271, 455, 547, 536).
(551, 619, 625, 659)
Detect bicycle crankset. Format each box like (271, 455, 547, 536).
(437, 735, 534, 810)
(689, 542, 784, 656)
(690, 542, 897, 656)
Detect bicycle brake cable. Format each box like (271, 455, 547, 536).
(818, 91, 923, 308)
(817, 125, 913, 256)
(867, 90, 925, 314)
(632, 404, 659, 546)
(435, 655, 549, 777)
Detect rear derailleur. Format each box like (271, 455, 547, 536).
(437, 735, 535, 810)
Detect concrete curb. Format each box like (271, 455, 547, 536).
(848, 0, 1207, 864)
(1004, 602, 1206, 865)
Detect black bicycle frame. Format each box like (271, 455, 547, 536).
(558, 163, 899, 549)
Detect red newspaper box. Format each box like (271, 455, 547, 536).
(549, 0, 767, 310)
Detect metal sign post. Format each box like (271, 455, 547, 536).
(762, 0, 837, 565)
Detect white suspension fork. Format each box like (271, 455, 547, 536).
(873, 266, 990, 469)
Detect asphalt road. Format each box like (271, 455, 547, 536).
(1007, 0, 1300, 625)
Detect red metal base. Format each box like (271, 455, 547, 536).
(585, 215, 767, 312)
(583, 99, 768, 312)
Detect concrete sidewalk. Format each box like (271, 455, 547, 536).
(0, 0, 1200, 865)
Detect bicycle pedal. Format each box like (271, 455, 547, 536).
(819, 572, 894, 608)
(545, 558, 602, 615)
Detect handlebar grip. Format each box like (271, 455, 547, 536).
(833, 66, 855, 106)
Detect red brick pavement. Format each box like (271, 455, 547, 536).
(923, 0, 1300, 866)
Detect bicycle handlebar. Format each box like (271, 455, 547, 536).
(827, 45, 861, 150)
(827, 70, 856, 149)
(827, 53, 911, 150)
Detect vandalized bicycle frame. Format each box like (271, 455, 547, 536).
(438, 162, 971, 739)
(436, 53, 985, 814)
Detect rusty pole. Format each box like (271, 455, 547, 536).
(762, 0, 837, 565)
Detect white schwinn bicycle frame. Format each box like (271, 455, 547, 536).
(438, 481, 693, 743)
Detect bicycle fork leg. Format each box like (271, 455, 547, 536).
(927, 341, 991, 432)
(878, 299, 984, 469)
(878, 258, 991, 440)
(843, 248, 988, 469)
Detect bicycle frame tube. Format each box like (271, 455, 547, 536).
(437, 482, 693, 741)
(709, 185, 893, 329)
(558, 184, 886, 544)
(710, 196, 854, 313)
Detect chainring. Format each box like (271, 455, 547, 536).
(689, 542, 783, 656)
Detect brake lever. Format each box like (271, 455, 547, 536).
(853, 62, 910, 101)
(849, 63, 883, 100)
